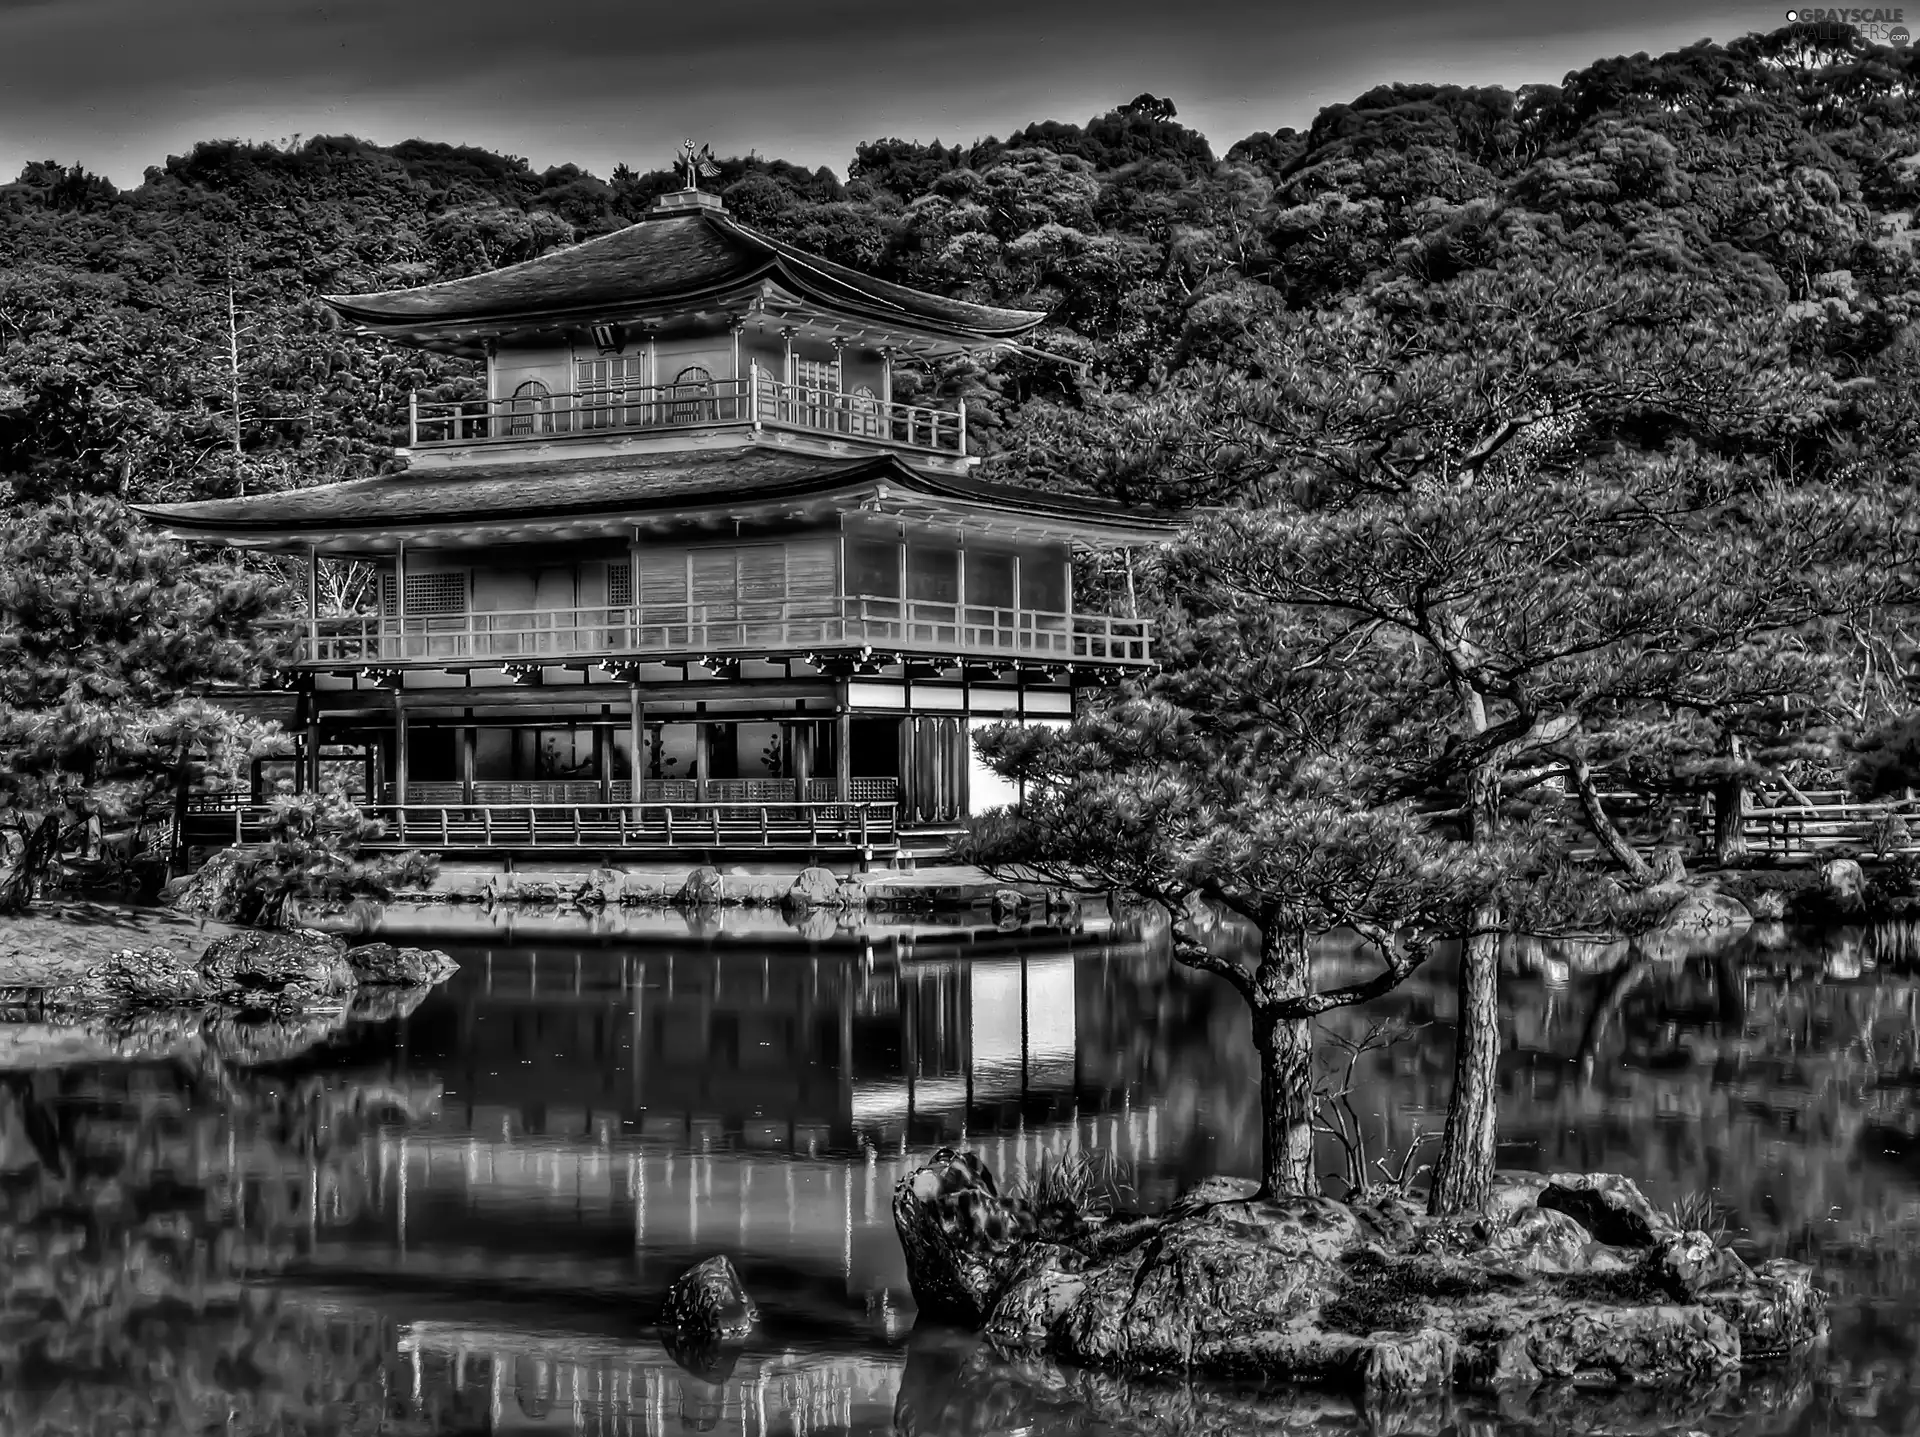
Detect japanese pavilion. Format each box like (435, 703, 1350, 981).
(139, 180, 1175, 864)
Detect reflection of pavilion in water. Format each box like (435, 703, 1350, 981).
(384, 1317, 902, 1437)
(293, 935, 1177, 1390)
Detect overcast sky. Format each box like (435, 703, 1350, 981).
(0, 0, 1780, 187)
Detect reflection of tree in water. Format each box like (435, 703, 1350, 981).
(0, 1001, 476, 1435)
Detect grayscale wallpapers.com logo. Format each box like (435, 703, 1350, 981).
(1785, 7, 1912, 44)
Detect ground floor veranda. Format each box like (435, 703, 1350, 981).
(191, 669, 1086, 865)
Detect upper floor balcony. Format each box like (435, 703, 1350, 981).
(272, 594, 1152, 671)
(410, 367, 966, 461)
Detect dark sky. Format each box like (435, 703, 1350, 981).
(1, 0, 1765, 186)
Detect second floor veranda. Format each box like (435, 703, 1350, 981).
(273, 593, 1153, 670)
(410, 367, 966, 462)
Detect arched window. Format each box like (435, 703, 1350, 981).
(667, 364, 715, 424)
(507, 379, 551, 437)
(848, 384, 881, 438)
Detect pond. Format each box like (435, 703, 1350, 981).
(4, 910, 1919, 1434)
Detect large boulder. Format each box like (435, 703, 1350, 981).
(783, 866, 845, 911)
(658, 1255, 758, 1342)
(343, 942, 458, 988)
(674, 866, 726, 908)
(200, 928, 356, 1010)
(1656, 888, 1753, 934)
(1821, 857, 1867, 912)
(1536, 1173, 1670, 1249)
(893, 1148, 1033, 1324)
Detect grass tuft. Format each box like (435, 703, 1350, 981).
(1008, 1146, 1137, 1218)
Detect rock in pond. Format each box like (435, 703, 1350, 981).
(892, 1149, 1829, 1400)
(1536, 1172, 1669, 1249)
(1655, 886, 1753, 934)
(343, 941, 458, 987)
(1821, 857, 1867, 911)
(200, 928, 357, 1010)
(659, 1255, 759, 1342)
(675, 866, 726, 908)
(783, 866, 845, 911)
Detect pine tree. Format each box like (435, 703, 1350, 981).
(962, 578, 1498, 1197)
(0, 494, 283, 911)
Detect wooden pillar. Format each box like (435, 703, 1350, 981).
(292, 693, 308, 796)
(898, 717, 916, 825)
(306, 702, 322, 793)
(594, 721, 610, 803)
(394, 539, 408, 661)
(362, 743, 376, 805)
(694, 720, 710, 804)
(393, 688, 409, 807)
(952, 718, 967, 818)
(835, 707, 852, 804)
(793, 713, 812, 801)
(306, 543, 320, 664)
(460, 721, 476, 806)
(628, 681, 644, 807)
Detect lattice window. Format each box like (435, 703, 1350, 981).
(608, 562, 633, 607)
(577, 356, 647, 429)
(848, 384, 881, 437)
(382, 571, 467, 617)
(794, 356, 838, 392)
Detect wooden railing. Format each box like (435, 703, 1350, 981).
(375, 800, 896, 853)
(187, 798, 898, 854)
(413, 379, 751, 445)
(272, 597, 1153, 667)
(398, 779, 899, 805)
(410, 364, 965, 456)
(756, 374, 963, 453)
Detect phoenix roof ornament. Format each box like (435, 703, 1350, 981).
(680, 139, 721, 192)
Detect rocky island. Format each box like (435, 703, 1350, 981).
(894, 1148, 1829, 1399)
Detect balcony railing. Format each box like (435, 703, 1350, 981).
(411, 367, 965, 456)
(277, 596, 1152, 667)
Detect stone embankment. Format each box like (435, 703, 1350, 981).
(893, 1148, 1828, 1401)
(238, 859, 1076, 921)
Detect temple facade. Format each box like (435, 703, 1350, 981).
(141, 185, 1174, 864)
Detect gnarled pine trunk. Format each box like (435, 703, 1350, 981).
(1429, 758, 1505, 1215)
(1566, 756, 1654, 887)
(1712, 733, 1749, 866)
(1253, 1005, 1317, 1197)
(1253, 924, 1318, 1198)
(1428, 913, 1501, 1215)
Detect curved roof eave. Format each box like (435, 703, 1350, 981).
(320, 209, 1047, 342)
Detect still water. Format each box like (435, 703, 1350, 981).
(6, 907, 1920, 1435)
